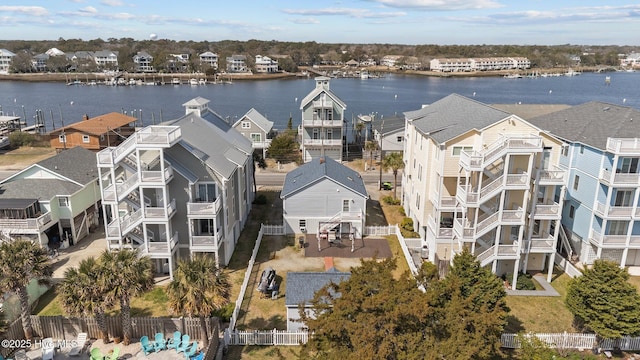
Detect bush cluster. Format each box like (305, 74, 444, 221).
(382, 195, 400, 205)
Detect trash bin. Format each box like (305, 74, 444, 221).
(298, 237, 304, 248)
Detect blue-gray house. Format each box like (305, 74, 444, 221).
(529, 101, 640, 267)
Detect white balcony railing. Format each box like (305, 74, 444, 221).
(143, 199, 176, 219)
(599, 169, 640, 186)
(534, 202, 561, 219)
(135, 126, 181, 147)
(0, 212, 53, 231)
(252, 139, 272, 149)
(191, 232, 223, 250)
(302, 119, 343, 127)
(589, 230, 630, 247)
(312, 99, 334, 108)
(303, 139, 342, 146)
(144, 232, 179, 255)
(595, 202, 634, 219)
(459, 136, 542, 170)
(187, 198, 222, 216)
(538, 167, 566, 184)
(140, 166, 174, 184)
(606, 138, 640, 154)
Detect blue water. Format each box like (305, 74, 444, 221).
(0, 72, 638, 131)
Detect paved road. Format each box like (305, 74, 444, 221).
(256, 170, 397, 187)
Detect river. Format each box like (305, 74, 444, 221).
(0, 71, 638, 131)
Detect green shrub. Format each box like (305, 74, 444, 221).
(211, 303, 234, 322)
(9, 131, 36, 148)
(515, 272, 536, 290)
(382, 195, 400, 205)
(400, 217, 414, 232)
(399, 207, 406, 216)
(253, 194, 267, 205)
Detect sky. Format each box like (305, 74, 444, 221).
(1, 1, 639, 45)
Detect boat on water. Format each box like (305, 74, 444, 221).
(189, 78, 198, 85)
(67, 80, 83, 86)
(198, 79, 206, 85)
(171, 78, 181, 85)
(565, 69, 581, 76)
(503, 74, 522, 79)
(360, 70, 369, 80)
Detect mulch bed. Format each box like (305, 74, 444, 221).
(302, 235, 392, 259)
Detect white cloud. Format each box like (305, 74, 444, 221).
(283, 7, 405, 18)
(367, 0, 503, 10)
(79, 6, 98, 14)
(453, 5, 640, 25)
(0, 6, 48, 16)
(101, 0, 124, 6)
(289, 17, 320, 24)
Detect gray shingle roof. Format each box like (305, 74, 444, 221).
(0, 179, 81, 201)
(36, 146, 98, 185)
(163, 109, 252, 180)
(285, 270, 351, 306)
(234, 108, 274, 133)
(527, 101, 640, 151)
(491, 104, 571, 120)
(404, 94, 512, 144)
(281, 157, 368, 198)
(372, 114, 405, 135)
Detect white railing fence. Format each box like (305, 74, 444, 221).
(262, 224, 285, 236)
(502, 332, 640, 351)
(224, 329, 310, 346)
(363, 225, 394, 236)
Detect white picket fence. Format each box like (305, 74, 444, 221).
(224, 329, 310, 346)
(363, 225, 394, 236)
(502, 332, 640, 351)
(262, 224, 285, 236)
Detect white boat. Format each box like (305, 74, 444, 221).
(198, 79, 206, 85)
(565, 69, 581, 76)
(171, 78, 181, 85)
(189, 78, 198, 85)
(360, 70, 369, 79)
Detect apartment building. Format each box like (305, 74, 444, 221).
(403, 94, 566, 284)
(97, 97, 254, 279)
(299, 77, 346, 163)
(528, 102, 640, 268)
(429, 57, 531, 72)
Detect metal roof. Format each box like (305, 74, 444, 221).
(234, 108, 274, 133)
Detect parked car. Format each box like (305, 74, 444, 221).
(382, 182, 393, 190)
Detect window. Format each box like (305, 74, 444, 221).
(326, 128, 333, 139)
(579, 145, 584, 154)
(58, 135, 66, 143)
(573, 175, 580, 190)
(615, 190, 634, 207)
(416, 194, 421, 209)
(569, 205, 575, 219)
(58, 197, 69, 207)
(241, 121, 250, 129)
(418, 164, 422, 181)
(250, 133, 261, 142)
(197, 183, 217, 202)
(396, 136, 403, 143)
(199, 219, 215, 234)
(82, 134, 90, 143)
(342, 199, 350, 212)
(609, 220, 629, 235)
(312, 128, 319, 140)
(452, 146, 473, 156)
(561, 145, 569, 157)
(618, 157, 639, 174)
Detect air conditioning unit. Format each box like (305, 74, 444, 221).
(300, 227, 307, 233)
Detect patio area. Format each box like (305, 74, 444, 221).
(303, 235, 393, 258)
(12, 338, 203, 359)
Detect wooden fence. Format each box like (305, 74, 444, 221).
(501, 332, 640, 351)
(1, 316, 219, 357)
(224, 329, 309, 346)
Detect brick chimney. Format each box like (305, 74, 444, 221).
(82, 114, 89, 121)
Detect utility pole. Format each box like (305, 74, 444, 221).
(379, 119, 384, 189)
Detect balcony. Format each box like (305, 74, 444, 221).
(533, 201, 561, 220)
(527, 233, 555, 253)
(252, 139, 272, 149)
(102, 173, 140, 203)
(606, 138, 640, 155)
(459, 136, 542, 170)
(303, 138, 343, 146)
(431, 192, 457, 210)
(143, 199, 176, 220)
(140, 166, 174, 185)
(595, 202, 634, 219)
(589, 230, 640, 248)
(599, 169, 640, 187)
(505, 173, 530, 189)
(0, 212, 53, 233)
(538, 167, 566, 185)
(453, 218, 474, 241)
(120, 208, 143, 235)
(135, 126, 181, 148)
(476, 244, 520, 267)
(341, 211, 363, 221)
(191, 232, 223, 251)
(143, 232, 179, 256)
(428, 215, 453, 239)
(312, 99, 333, 109)
(302, 119, 343, 127)
(187, 198, 222, 217)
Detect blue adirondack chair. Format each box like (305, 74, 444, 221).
(166, 331, 181, 350)
(140, 335, 155, 355)
(183, 342, 198, 360)
(154, 332, 167, 352)
(189, 352, 204, 360)
(175, 334, 190, 353)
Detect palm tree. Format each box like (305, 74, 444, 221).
(0, 240, 52, 339)
(100, 249, 154, 345)
(382, 152, 405, 200)
(364, 140, 378, 170)
(58, 257, 113, 343)
(355, 121, 365, 144)
(167, 255, 230, 348)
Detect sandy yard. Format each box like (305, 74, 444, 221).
(0, 146, 57, 170)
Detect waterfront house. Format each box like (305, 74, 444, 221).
(0, 146, 101, 247)
(226, 55, 248, 73)
(48, 112, 137, 152)
(93, 50, 119, 69)
(380, 55, 403, 68)
(528, 102, 640, 268)
(133, 51, 154, 72)
(372, 114, 406, 154)
(281, 156, 368, 238)
(254, 55, 279, 73)
(96, 97, 254, 279)
(430, 57, 531, 72)
(299, 77, 346, 163)
(285, 269, 350, 331)
(199, 51, 219, 70)
(402, 94, 567, 284)
(232, 108, 274, 158)
(0, 49, 16, 74)
(32, 53, 49, 72)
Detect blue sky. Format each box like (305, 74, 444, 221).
(1, 1, 639, 45)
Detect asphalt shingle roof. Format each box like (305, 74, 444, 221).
(285, 270, 351, 306)
(372, 114, 405, 135)
(0, 179, 81, 201)
(36, 146, 98, 185)
(527, 101, 640, 151)
(404, 94, 512, 144)
(281, 157, 368, 199)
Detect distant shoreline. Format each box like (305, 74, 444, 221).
(0, 65, 614, 83)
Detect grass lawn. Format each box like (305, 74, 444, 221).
(505, 271, 575, 333)
(226, 345, 300, 360)
(34, 286, 171, 317)
(0, 146, 56, 168)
